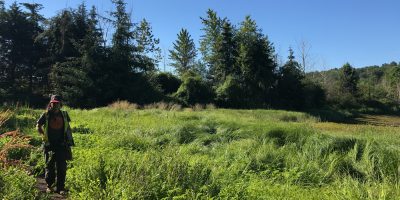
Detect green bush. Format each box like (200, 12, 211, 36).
(215, 75, 245, 108)
(174, 72, 214, 105)
(0, 167, 38, 200)
(151, 72, 182, 94)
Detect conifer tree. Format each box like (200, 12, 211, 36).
(99, 0, 136, 102)
(236, 16, 277, 107)
(110, 0, 134, 69)
(214, 21, 238, 83)
(169, 28, 197, 76)
(0, 3, 32, 101)
(276, 47, 305, 109)
(199, 9, 224, 80)
(339, 63, 359, 94)
(134, 19, 161, 72)
(81, 6, 107, 105)
(21, 3, 46, 101)
(47, 4, 94, 107)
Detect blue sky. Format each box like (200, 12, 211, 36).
(4, 0, 400, 72)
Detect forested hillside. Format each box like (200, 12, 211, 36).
(308, 62, 400, 112)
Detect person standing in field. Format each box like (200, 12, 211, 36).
(36, 95, 74, 195)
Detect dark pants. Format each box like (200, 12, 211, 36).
(44, 146, 67, 190)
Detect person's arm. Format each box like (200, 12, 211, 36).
(36, 113, 46, 135)
(37, 123, 44, 134)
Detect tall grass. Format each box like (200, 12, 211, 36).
(2, 106, 400, 199)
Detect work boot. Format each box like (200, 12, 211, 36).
(56, 187, 68, 195)
(58, 190, 67, 195)
(46, 187, 54, 193)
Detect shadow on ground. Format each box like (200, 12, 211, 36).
(306, 108, 400, 127)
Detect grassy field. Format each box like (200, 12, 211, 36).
(1, 105, 400, 199)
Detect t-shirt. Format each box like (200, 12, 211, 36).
(37, 111, 71, 147)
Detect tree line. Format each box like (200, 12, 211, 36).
(309, 62, 400, 112)
(0, 0, 398, 111)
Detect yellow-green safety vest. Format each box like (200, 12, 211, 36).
(43, 110, 72, 146)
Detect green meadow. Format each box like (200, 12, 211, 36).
(1, 106, 400, 199)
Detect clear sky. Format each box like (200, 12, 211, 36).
(4, 0, 400, 72)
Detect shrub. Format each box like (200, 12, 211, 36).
(151, 72, 182, 94)
(206, 103, 216, 109)
(174, 72, 214, 105)
(192, 103, 205, 111)
(302, 79, 326, 108)
(108, 100, 139, 110)
(215, 76, 246, 108)
(143, 102, 183, 111)
(0, 167, 38, 199)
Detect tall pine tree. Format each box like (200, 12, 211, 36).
(199, 9, 224, 81)
(214, 20, 238, 83)
(169, 28, 197, 76)
(48, 4, 94, 107)
(21, 3, 46, 103)
(236, 16, 277, 107)
(133, 19, 161, 72)
(101, 0, 136, 102)
(0, 3, 34, 101)
(275, 47, 305, 109)
(339, 63, 359, 94)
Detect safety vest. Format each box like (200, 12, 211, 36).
(43, 110, 72, 146)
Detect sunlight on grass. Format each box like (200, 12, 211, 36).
(1, 106, 400, 199)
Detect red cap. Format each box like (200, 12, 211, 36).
(50, 95, 62, 103)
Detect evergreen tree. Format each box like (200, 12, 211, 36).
(236, 16, 277, 107)
(21, 3, 46, 103)
(214, 21, 242, 107)
(80, 5, 107, 106)
(39, 9, 79, 103)
(0, 2, 48, 104)
(44, 10, 78, 60)
(50, 58, 93, 107)
(0, 3, 33, 101)
(101, 0, 136, 102)
(337, 63, 359, 107)
(72, 3, 89, 44)
(169, 28, 197, 76)
(199, 9, 224, 80)
(275, 48, 305, 109)
(110, 0, 135, 71)
(35, 3, 108, 107)
(214, 21, 238, 83)
(133, 19, 161, 72)
(45, 4, 95, 107)
(339, 63, 359, 94)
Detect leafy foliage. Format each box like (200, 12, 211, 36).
(151, 72, 181, 95)
(174, 72, 214, 105)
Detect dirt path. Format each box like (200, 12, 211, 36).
(35, 177, 67, 200)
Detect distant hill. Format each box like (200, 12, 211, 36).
(306, 61, 400, 112)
